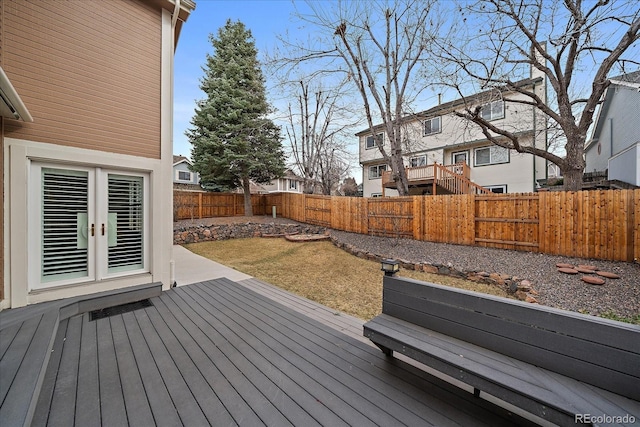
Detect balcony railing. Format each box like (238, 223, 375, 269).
(382, 162, 490, 195)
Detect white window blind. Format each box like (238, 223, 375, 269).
(108, 174, 144, 273)
(41, 168, 89, 282)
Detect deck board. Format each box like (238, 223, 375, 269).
(47, 316, 82, 427)
(31, 318, 67, 426)
(236, 278, 366, 342)
(152, 292, 301, 427)
(131, 307, 213, 426)
(0, 308, 59, 426)
(96, 317, 129, 427)
(75, 314, 100, 427)
(26, 278, 535, 426)
(110, 314, 157, 426)
(210, 278, 517, 425)
(197, 281, 435, 426)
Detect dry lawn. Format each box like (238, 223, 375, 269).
(185, 238, 512, 320)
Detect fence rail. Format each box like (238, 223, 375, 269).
(174, 190, 640, 262)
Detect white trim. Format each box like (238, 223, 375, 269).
(173, 157, 193, 167)
(484, 184, 508, 193)
(5, 137, 165, 307)
(161, 8, 174, 292)
(175, 169, 193, 182)
(423, 116, 441, 136)
(610, 79, 640, 90)
(366, 133, 384, 149)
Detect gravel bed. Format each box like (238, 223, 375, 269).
(330, 230, 640, 320)
(175, 216, 640, 321)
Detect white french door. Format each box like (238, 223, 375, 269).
(30, 163, 149, 290)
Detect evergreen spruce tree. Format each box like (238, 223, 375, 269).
(187, 20, 285, 216)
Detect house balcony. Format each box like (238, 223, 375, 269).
(382, 162, 490, 195)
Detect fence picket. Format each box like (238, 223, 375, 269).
(173, 190, 638, 262)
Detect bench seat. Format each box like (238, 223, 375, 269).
(365, 314, 640, 426)
(364, 276, 640, 427)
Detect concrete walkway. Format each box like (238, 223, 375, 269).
(173, 245, 252, 286)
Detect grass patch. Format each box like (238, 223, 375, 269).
(185, 238, 512, 320)
(597, 311, 640, 325)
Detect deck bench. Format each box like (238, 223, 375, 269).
(364, 276, 640, 426)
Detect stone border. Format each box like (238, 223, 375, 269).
(330, 236, 539, 303)
(173, 222, 538, 302)
(173, 222, 327, 245)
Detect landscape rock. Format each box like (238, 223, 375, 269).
(556, 263, 575, 269)
(558, 267, 579, 274)
(582, 276, 606, 285)
(517, 280, 532, 292)
(596, 271, 621, 279)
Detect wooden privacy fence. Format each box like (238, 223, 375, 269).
(174, 190, 640, 262)
(174, 191, 282, 220)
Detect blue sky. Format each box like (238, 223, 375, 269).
(173, 0, 308, 159)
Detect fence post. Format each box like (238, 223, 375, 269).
(198, 193, 203, 219)
(413, 196, 423, 240)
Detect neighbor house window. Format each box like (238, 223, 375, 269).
(451, 151, 469, 165)
(366, 133, 384, 149)
(176, 170, 192, 182)
(370, 193, 383, 198)
(289, 180, 298, 190)
(474, 145, 509, 166)
(480, 101, 504, 121)
(423, 117, 441, 136)
(485, 184, 507, 194)
(410, 155, 427, 167)
(368, 164, 387, 179)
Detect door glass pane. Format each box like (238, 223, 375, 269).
(41, 168, 89, 282)
(108, 174, 144, 273)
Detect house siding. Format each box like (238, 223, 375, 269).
(174, 162, 199, 185)
(358, 86, 547, 197)
(2, 0, 162, 158)
(609, 143, 640, 186)
(586, 85, 640, 174)
(1, 1, 190, 309)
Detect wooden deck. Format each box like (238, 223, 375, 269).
(2, 278, 535, 426)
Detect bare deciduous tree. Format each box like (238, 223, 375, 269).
(283, 79, 357, 194)
(437, 0, 640, 191)
(275, 0, 440, 195)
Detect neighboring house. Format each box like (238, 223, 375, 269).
(231, 181, 269, 194)
(173, 155, 202, 191)
(1, 0, 195, 309)
(358, 69, 548, 198)
(262, 169, 305, 193)
(585, 70, 640, 187)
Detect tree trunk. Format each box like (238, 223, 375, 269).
(562, 168, 584, 191)
(391, 154, 409, 196)
(242, 176, 253, 216)
(562, 135, 585, 191)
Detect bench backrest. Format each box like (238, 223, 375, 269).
(382, 276, 640, 400)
